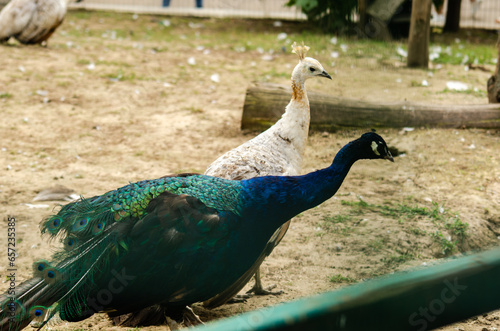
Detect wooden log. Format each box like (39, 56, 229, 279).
(241, 83, 500, 131)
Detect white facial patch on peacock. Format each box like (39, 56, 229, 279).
(371, 141, 381, 156)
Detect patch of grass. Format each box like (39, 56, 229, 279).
(383, 251, 415, 268)
(0, 93, 13, 99)
(340, 199, 369, 215)
(409, 227, 427, 236)
(77, 59, 91, 65)
(341, 198, 469, 257)
(330, 274, 356, 283)
(319, 213, 354, 235)
(57, 81, 71, 88)
(102, 69, 138, 82)
(96, 60, 134, 68)
(185, 107, 204, 114)
(431, 43, 496, 65)
(341, 199, 433, 221)
(438, 87, 486, 98)
(367, 238, 385, 252)
(430, 231, 457, 256)
(322, 214, 352, 223)
(262, 69, 290, 79)
(445, 217, 469, 244)
(342, 199, 455, 223)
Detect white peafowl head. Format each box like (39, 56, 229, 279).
(291, 41, 331, 82)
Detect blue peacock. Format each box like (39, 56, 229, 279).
(0, 132, 393, 330)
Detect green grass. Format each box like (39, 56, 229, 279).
(445, 217, 469, 244)
(77, 59, 91, 65)
(319, 213, 354, 236)
(383, 252, 415, 268)
(438, 87, 486, 98)
(330, 274, 356, 283)
(341, 198, 469, 257)
(430, 43, 496, 65)
(430, 231, 458, 256)
(322, 214, 352, 223)
(101, 69, 138, 82)
(409, 227, 427, 236)
(185, 106, 204, 114)
(0, 93, 13, 99)
(367, 238, 386, 252)
(340, 199, 438, 221)
(60, 9, 497, 87)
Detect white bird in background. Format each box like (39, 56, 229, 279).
(0, 0, 82, 45)
(203, 41, 332, 308)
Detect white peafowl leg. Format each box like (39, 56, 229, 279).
(246, 268, 284, 296)
(166, 316, 181, 330)
(182, 306, 204, 327)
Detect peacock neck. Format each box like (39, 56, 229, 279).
(242, 140, 362, 232)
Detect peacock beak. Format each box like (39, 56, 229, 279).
(320, 70, 332, 80)
(385, 151, 394, 162)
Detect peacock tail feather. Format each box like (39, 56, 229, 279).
(1, 174, 242, 330)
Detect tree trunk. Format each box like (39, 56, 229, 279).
(407, 0, 432, 68)
(358, 0, 367, 30)
(443, 0, 462, 32)
(241, 83, 500, 131)
(487, 34, 500, 103)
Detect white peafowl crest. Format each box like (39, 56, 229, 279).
(291, 41, 310, 60)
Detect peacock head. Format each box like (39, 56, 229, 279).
(292, 42, 332, 81)
(355, 132, 394, 162)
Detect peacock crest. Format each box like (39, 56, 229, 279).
(291, 41, 310, 61)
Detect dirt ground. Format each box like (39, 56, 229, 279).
(0, 11, 499, 331)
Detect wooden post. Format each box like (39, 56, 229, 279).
(407, 0, 432, 68)
(358, 0, 367, 32)
(443, 0, 463, 32)
(487, 34, 500, 103)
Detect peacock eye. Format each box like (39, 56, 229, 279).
(309, 67, 316, 72)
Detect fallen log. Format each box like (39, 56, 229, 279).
(241, 83, 500, 131)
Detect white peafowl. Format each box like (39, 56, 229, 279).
(202, 41, 332, 308)
(0, 0, 82, 45)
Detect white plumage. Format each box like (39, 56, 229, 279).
(206, 43, 331, 180)
(203, 42, 331, 308)
(0, 0, 80, 45)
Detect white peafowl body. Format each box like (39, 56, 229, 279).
(205, 43, 331, 180)
(203, 42, 331, 307)
(0, 0, 81, 45)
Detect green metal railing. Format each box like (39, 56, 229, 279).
(194, 246, 500, 330)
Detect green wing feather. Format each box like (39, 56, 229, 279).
(1, 174, 242, 330)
